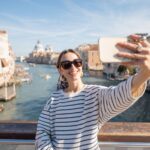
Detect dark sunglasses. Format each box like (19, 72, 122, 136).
(60, 59, 82, 70)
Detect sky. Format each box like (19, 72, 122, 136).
(0, 0, 150, 56)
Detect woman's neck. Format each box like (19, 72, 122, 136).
(64, 80, 84, 93)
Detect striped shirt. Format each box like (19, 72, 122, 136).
(35, 76, 144, 150)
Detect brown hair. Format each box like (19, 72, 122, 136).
(56, 49, 81, 69)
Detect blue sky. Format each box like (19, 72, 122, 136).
(0, 0, 150, 56)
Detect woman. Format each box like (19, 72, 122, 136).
(35, 35, 150, 150)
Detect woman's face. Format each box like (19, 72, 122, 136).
(59, 52, 83, 82)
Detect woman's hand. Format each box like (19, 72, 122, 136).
(116, 34, 150, 98)
(117, 34, 150, 80)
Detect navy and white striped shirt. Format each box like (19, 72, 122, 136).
(35, 77, 144, 150)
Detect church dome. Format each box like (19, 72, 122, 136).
(33, 40, 44, 52)
(45, 45, 53, 52)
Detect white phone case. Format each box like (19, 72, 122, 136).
(99, 37, 131, 63)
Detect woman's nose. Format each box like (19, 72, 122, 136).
(70, 63, 76, 69)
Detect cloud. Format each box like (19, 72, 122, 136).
(0, 10, 89, 37)
(0, 13, 49, 26)
(1, 24, 88, 42)
(62, 0, 150, 37)
(1, 0, 150, 56)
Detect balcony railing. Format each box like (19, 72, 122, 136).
(0, 121, 150, 150)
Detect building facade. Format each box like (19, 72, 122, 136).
(0, 30, 16, 100)
(26, 41, 59, 65)
(75, 43, 103, 77)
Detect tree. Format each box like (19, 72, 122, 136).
(117, 65, 127, 75)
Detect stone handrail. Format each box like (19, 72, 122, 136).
(0, 121, 150, 142)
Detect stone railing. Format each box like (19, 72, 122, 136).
(0, 121, 150, 150)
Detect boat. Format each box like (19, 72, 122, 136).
(83, 72, 89, 77)
(23, 67, 29, 71)
(44, 74, 51, 80)
(21, 78, 31, 82)
(0, 104, 4, 112)
(29, 63, 36, 67)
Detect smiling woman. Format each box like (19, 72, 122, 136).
(35, 34, 150, 150)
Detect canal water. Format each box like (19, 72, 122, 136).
(0, 62, 150, 122)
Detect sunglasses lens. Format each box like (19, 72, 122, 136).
(61, 61, 72, 69)
(73, 59, 82, 67)
(61, 59, 82, 70)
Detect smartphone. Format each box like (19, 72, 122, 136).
(99, 37, 132, 63)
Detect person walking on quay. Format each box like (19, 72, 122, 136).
(35, 34, 150, 150)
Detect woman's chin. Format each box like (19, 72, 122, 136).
(68, 75, 80, 81)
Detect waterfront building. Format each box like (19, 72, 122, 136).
(76, 43, 103, 70)
(45, 44, 53, 53)
(26, 41, 59, 65)
(88, 44, 103, 76)
(76, 44, 89, 70)
(0, 30, 16, 100)
(76, 43, 103, 77)
(16, 56, 26, 62)
(103, 63, 119, 79)
(33, 40, 45, 53)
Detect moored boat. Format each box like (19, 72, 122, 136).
(0, 104, 4, 112)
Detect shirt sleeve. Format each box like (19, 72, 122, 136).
(98, 76, 146, 125)
(35, 99, 54, 150)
